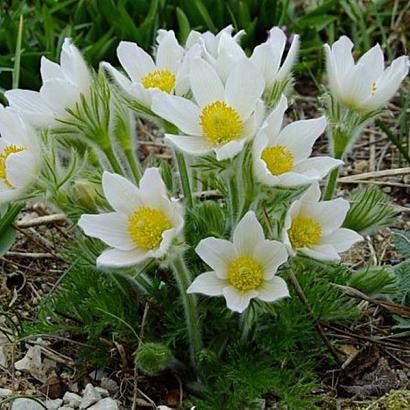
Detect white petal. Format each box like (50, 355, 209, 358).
(97, 248, 147, 268)
(103, 62, 133, 91)
(277, 34, 300, 81)
(250, 42, 281, 88)
(276, 117, 327, 161)
(275, 172, 317, 187)
(195, 237, 235, 278)
(60, 38, 92, 93)
(151, 93, 201, 135)
(0, 107, 34, 147)
(78, 213, 135, 250)
(293, 157, 343, 178)
(233, 211, 265, 255)
(357, 44, 385, 80)
(139, 167, 167, 199)
(225, 60, 264, 120)
(300, 245, 341, 261)
(324, 44, 341, 98)
(156, 31, 184, 72)
(117, 41, 155, 82)
(223, 287, 256, 313)
(253, 240, 288, 279)
(102, 172, 141, 214)
(320, 228, 362, 252)
(0, 187, 23, 204)
(40, 79, 81, 116)
(40, 57, 64, 81)
(214, 140, 245, 161)
(189, 58, 224, 107)
(150, 226, 177, 258)
(5, 89, 54, 127)
(257, 277, 289, 302)
(5, 150, 37, 188)
(187, 271, 226, 296)
(301, 198, 350, 235)
(342, 64, 373, 108)
(264, 95, 287, 139)
(300, 182, 321, 202)
(331, 36, 355, 81)
(164, 134, 211, 156)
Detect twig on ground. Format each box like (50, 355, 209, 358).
(15, 214, 67, 228)
(4, 252, 56, 259)
(338, 167, 410, 182)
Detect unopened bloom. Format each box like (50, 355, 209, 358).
(78, 168, 184, 268)
(152, 58, 264, 161)
(250, 27, 300, 98)
(0, 106, 41, 203)
(188, 211, 289, 313)
(282, 183, 362, 261)
(253, 95, 342, 187)
(324, 36, 409, 112)
(5, 39, 92, 128)
(104, 31, 196, 109)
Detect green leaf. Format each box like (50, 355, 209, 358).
(194, 0, 217, 32)
(393, 230, 410, 259)
(176, 7, 191, 44)
(0, 226, 16, 257)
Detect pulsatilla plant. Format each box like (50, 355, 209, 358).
(1, 25, 408, 406)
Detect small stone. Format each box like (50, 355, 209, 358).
(80, 384, 101, 409)
(100, 378, 119, 394)
(63, 391, 82, 408)
(11, 398, 45, 410)
(89, 370, 106, 381)
(95, 387, 109, 398)
(87, 398, 119, 410)
(0, 388, 12, 397)
(45, 398, 63, 410)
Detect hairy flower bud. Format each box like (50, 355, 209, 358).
(134, 343, 174, 375)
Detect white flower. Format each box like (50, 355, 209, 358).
(186, 25, 247, 82)
(0, 106, 41, 203)
(250, 27, 300, 95)
(324, 36, 409, 112)
(253, 95, 343, 187)
(103, 31, 198, 109)
(152, 57, 264, 161)
(187, 211, 289, 313)
(282, 183, 363, 261)
(78, 168, 184, 268)
(5, 38, 92, 128)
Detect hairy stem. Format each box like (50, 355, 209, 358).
(175, 150, 193, 208)
(103, 145, 123, 175)
(124, 148, 143, 183)
(170, 253, 202, 368)
(323, 167, 340, 200)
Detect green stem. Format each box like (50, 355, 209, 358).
(124, 148, 143, 183)
(170, 253, 202, 368)
(175, 150, 193, 208)
(103, 145, 123, 174)
(323, 167, 340, 201)
(228, 176, 240, 226)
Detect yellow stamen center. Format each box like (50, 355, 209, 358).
(141, 69, 176, 93)
(261, 145, 294, 175)
(200, 100, 243, 146)
(288, 216, 322, 249)
(228, 255, 263, 292)
(371, 81, 377, 95)
(128, 207, 172, 250)
(0, 144, 25, 188)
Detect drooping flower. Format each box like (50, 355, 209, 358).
(253, 95, 343, 187)
(324, 36, 409, 112)
(282, 183, 363, 261)
(188, 211, 289, 313)
(5, 38, 92, 128)
(0, 106, 41, 203)
(152, 57, 264, 161)
(78, 168, 184, 268)
(103, 31, 198, 109)
(250, 27, 300, 99)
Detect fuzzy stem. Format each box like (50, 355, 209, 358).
(288, 268, 342, 364)
(102, 145, 123, 174)
(175, 150, 193, 208)
(170, 253, 202, 368)
(227, 176, 240, 226)
(323, 167, 340, 200)
(124, 148, 143, 183)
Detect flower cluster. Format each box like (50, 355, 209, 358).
(0, 26, 408, 324)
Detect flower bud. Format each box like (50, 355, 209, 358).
(134, 343, 174, 375)
(72, 179, 100, 210)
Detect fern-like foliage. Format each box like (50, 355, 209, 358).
(343, 186, 397, 234)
